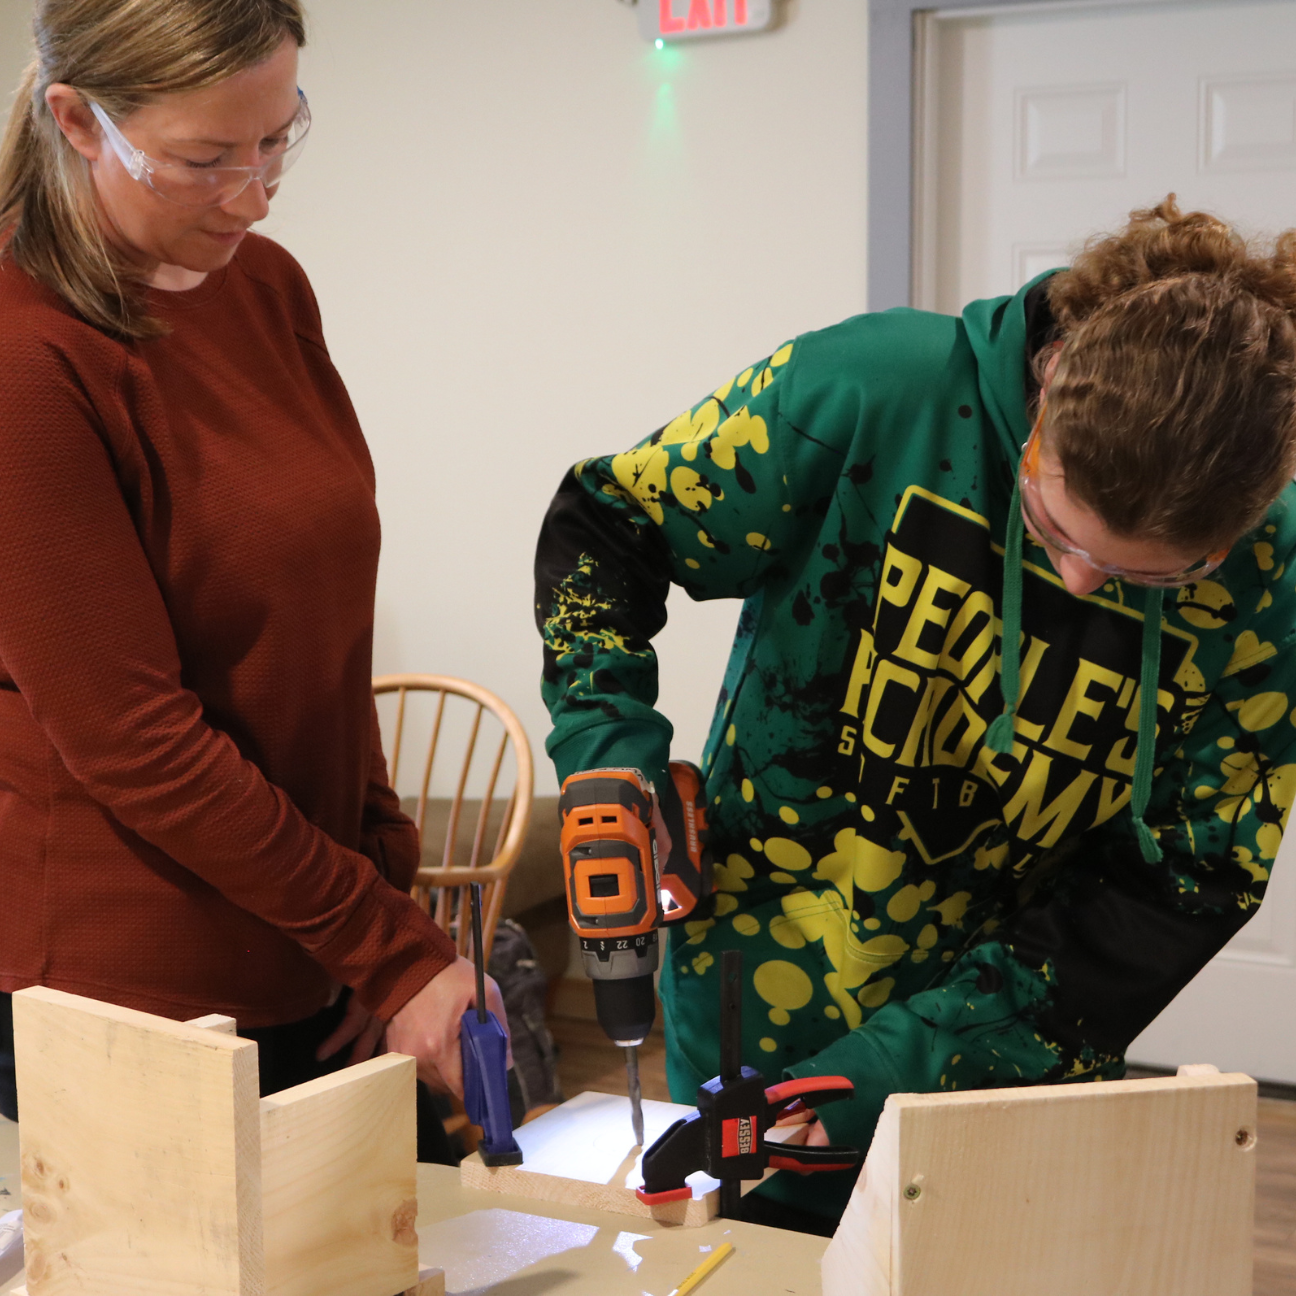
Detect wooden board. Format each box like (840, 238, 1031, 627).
(16, 1268, 442, 1296)
(186, 1014, 238, 1035)
(404, 1268, 444, 1296)
(821, 1071, 1258, 1296)
(460, 1091, 783, 1227)
(13, 986, 263, 1295)
(260, 1054, 418, 1296)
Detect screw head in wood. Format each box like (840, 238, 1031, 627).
(904, 1183, 922, 1200)
(1235, 1128, 1256, 1149)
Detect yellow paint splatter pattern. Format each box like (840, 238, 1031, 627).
(541, 314, 1296, 1156)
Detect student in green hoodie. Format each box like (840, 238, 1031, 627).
(535, 198, 1296, 1233)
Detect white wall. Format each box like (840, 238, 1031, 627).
(1, 0, 870, 794)
(1, 5, 31, 109)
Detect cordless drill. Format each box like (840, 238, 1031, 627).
(558, 761, 713, 1144)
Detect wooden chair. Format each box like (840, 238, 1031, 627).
(373, 675, 535, 1154)
(372, 674, 534, 963)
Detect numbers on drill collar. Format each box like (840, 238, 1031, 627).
(582, 933, 655, 957)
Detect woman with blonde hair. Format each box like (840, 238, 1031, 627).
(536, 197, 1296, 1232)
(0, 0, 499, 1157)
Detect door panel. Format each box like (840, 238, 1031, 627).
(917, 0, 1296, 311)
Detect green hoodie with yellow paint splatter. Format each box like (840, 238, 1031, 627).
(534, 275, 1296, 1225)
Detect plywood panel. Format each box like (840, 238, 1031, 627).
(13, 987, 263, 1296)
(821, 1101, 896, 1295)
(260, 1055, 418, 1296)
(823, 1072, 1257, 1296)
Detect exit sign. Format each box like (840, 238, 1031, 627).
(638, 0, 775, 42)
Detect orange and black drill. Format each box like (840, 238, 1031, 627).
(559, 761, 713, 1145)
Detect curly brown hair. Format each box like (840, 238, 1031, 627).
(1041, 196, 1296, 554)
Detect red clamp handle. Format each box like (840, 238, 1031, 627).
(768, 1152, 860, 1175)
(765, 1075, 854, 1119)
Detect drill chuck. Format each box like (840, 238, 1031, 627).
(592, 972, 657, 1047)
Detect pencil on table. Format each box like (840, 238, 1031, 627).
(667, 1241, 735, 1296)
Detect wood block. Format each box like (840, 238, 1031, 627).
(187, 1014, 239, 1035)
(821, 1071, 1258, 1296)
(403, 1267, 444, 1296)
(15, 1265, 446, 1295)
(13, 986, 263, 1296)
(260, 1054, 418, 1296)
(460, 1090, 776, 1226)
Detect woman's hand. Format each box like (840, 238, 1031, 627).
(385, 956, 511, 1099)
(316, 990, 386, 1066)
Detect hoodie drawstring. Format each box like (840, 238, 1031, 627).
(987, 480, 1165, 864)
(1131, 587, 1165, 863)
(985, 480, 1024, 757)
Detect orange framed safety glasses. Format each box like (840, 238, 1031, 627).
(1018, 405, 1229, 588)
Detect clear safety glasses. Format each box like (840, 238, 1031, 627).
(87, 90, 311, 208)
(1019, 407, 1228, 588)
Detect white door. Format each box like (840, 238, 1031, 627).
(915, 0, 1296, 1083)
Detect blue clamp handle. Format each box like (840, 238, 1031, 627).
(460, 1008, 523, 1166)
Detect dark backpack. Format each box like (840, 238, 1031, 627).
(489, 918, 564, 1119)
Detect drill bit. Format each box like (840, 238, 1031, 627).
(626, 1044, 645, 1146)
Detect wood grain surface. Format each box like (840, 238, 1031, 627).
(1255, 1096, 1296, 1294)
(260, 1054, 419, 1296)
(823, 1071, 1257, 1296)
(13, 987, 263, 1296)
(403, 1266, 444, 1296)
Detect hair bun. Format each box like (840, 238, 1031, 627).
(1049, 194, 1296, 326)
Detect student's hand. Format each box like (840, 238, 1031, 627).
(774, 1104, 814, 1127)
(804, 1119, 830, 1147)
(773, 1106, 831, 1147)
(316, 990, 386, 1066)
(385, 956, 511, 1099)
